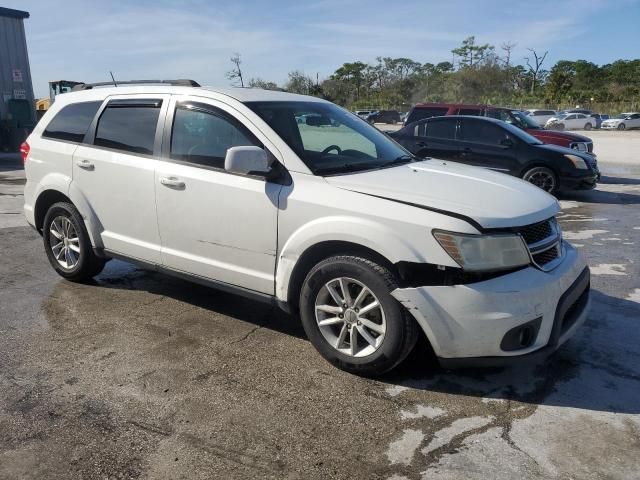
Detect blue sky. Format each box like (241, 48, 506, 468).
(6, 0, 640, 98)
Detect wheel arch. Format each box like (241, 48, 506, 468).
(282, 240, 398, 312)
(519, 161, 559, 179)
(34, 189, 72, 232)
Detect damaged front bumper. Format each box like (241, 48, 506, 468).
(391, 242, 590, 368)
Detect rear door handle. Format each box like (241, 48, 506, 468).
(160, 176, 186, 190)
(76, 159, 94, 170)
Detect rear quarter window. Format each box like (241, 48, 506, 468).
(42, 101, 102, 143)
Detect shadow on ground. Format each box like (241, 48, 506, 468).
(380, 289, 640, 415)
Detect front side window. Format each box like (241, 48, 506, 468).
(42, 101, 102, 142)
(94, 100, 162, 155)
(170, 104, 259, 168)
(460, 119, 510, 145)
(247, 101, 412, 175)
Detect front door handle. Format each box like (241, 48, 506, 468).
(76, 159, 94, 170)
(160, 176, 186, 190)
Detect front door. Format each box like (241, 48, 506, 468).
(72, 95, 169, 263)
(154, 97, 282, 294)
(457, 118, 518, 174)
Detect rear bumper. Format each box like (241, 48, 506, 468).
(391, 243, 589, 366)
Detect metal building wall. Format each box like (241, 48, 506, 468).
(0, 11, 35, 124)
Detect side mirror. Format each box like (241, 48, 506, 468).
(224, 146, 271, 175)
(500, 137, 514, 148)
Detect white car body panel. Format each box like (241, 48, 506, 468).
(23, 85, 590, 363)
(525, 110, 557, 127)
(324, 159, 560, 229)
(601, 113, 640, 130)
(545, 113, 594, 130)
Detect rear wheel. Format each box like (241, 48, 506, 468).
(522, 166, 558, 194)
(43, 202, 106, 281)
(584, 123, 592, 130)
(299, 255, 419, 376)
(618, 123, 626, 131)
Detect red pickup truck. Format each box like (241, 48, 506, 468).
(405, 103, 595, 155)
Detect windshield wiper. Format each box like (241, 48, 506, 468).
(378, 155, 416, 168)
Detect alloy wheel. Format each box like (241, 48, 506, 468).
(527, 170, 556, 192)
(314, 277, 386, 357)
(49, 216, 81, 269)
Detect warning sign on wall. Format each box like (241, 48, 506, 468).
(12, 69, 23, 82)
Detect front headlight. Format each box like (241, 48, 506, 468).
(433, 231, 530, 272)
(565, 154, 589, 169)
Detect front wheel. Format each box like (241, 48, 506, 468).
(522, 166, 558, 194)
(43, 202, 106, 281)
(618, 123, 626, 131)
(299, 256, 419, 375)
(584, 123, 592, 130)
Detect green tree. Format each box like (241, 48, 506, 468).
(452, 36, 494, 69)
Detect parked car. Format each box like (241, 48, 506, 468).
(601, 112, 640, 130)
(22, 82, 590, 375)
(589, 113, 609, 129)
(389, 116, 599, 194)
(525, 109, 557, 127)
(545, 113, 595, 131)
(559, 108, 592, 116)
(405, 103, 595, 154)
(354, 110, 374, 118)
(365, 110, 401, 124)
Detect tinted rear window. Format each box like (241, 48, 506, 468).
(406, 107, 449, 124)
(94, 101, 161, 155)
(42, 101, 102, 143)
(457, 108, 482, 116)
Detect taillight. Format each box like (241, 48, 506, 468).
(20, 141, 30, 165)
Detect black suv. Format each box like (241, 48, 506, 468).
(365, 110, 401, 124)
(389, 116, 599, 194)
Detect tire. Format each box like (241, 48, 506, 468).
(299, 255, 419, 376)
(42, 202, 106, 281)
(618, 123, 626, 131)
(522, 166, 558, 194)
(584, 123, 592, 131)
(556, 123, 565, 131)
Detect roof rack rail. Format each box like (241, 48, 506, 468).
(71, 79, 200, 91)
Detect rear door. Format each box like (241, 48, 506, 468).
(457, 118, 518, 174)
(72, 95, 169, 263)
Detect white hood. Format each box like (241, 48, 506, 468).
(325, 160, 560, 229)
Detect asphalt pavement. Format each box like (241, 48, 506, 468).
(1, 142, 639, 479)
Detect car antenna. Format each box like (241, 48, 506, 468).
(109, 71, 118, 87)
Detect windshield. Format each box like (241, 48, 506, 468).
(486, 109, 541, 130)
(246, 101, 413, 175)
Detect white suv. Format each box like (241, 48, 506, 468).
(22, 81, 590, 375)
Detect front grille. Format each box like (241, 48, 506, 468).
(518, 220, 553, 245)
(533, 245, 559, 267)
(515, 217, 563, 271)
